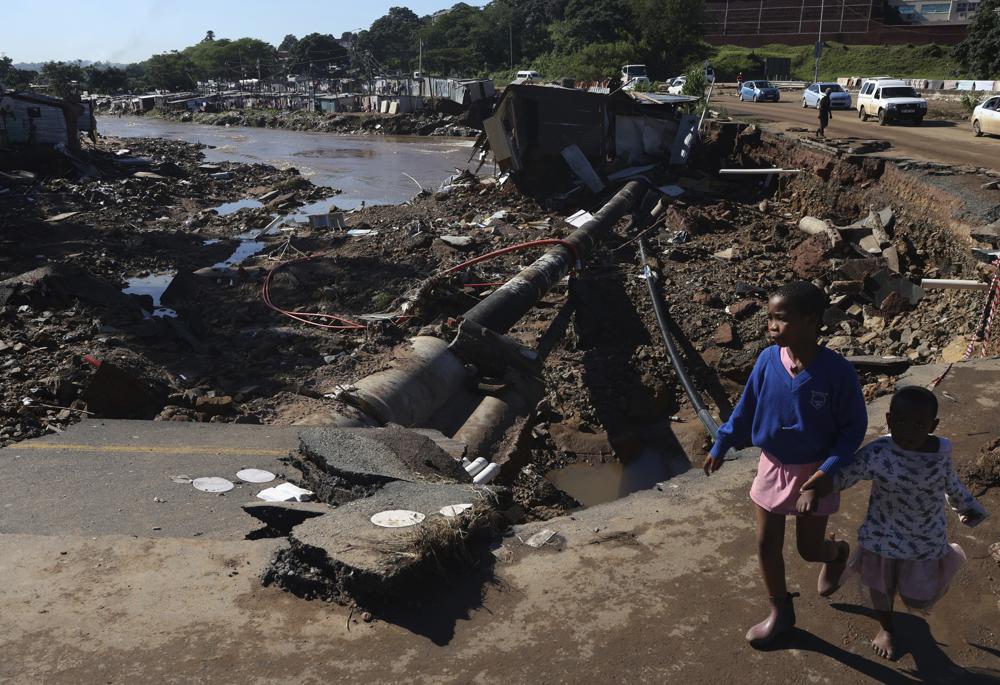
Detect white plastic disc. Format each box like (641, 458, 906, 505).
(236, 468, 276, 483)
(192, 477, 234, 493)
(440, 503, 474, 517)
(370, 510, 425, 528)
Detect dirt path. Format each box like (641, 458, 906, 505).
(3, 361, 999, 683)
(721, 96, 1000, 171)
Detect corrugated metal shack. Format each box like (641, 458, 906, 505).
(0, 92, 93, 149)
(481, 83, 697, 194)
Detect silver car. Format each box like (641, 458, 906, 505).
(802, 82, 852, 109)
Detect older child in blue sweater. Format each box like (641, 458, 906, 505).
(704, 281, 868, 646)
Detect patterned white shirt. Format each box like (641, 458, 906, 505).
(835, 436, 988, 560)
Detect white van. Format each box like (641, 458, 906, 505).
(515, 70, 541, 82)
(856, 78, 928, 126)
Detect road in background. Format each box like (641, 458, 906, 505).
(720, 94, 999, 170)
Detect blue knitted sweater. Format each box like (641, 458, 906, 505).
(709, 345, 868, 474)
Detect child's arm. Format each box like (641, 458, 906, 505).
(799, 441, 874, 503)
(704, 352, 766, 475)
(944, 457, 988, 527)
(817, 363, 869, 476)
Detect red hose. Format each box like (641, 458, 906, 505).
(440, 239, 580, 276)
(262, 239, 580, 332)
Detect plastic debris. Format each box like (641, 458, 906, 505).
(236, 468, 276, 483)
(523, 529, 557, 548)
(192, 477, 234, 493)
(440, 503, 474, 517)
(256, 482, 314, 502)
(370, 510, 426, 528)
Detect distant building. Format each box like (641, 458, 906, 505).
(890, 0, 980, 24)
(704, 0, 970, 46)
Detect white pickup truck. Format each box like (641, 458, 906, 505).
(856, 78, 928, 126)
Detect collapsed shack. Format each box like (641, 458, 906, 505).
(0, 91, 96, 151)
(478, 83, 699, 197)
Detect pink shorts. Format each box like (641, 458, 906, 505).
(848, 544, 966, 611)
(749, 450, 840, 516)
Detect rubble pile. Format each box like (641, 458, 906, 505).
(157, 108, 480, 138)
(2, 124, 997, 520)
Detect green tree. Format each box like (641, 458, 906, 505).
(628, 0, 706, 75)
(204, 30, 216, 42)
(549, 0, 633, 53)
(419, 3, 488, 75)
(84, 65, 130, 93)
(0, 56, 36, 90)
(143, 52, 197, 91)
(278, 34, 299, 52)
(40, 61, 85, 98)
(289, 33, 348, 76)
(953, 0, 1000, 78)
(356, 6, 423, 72)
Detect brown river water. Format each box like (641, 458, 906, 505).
(97, 116, 476, 208)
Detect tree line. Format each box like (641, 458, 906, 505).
(2, 0, 997, 96)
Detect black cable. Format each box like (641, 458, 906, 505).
(638, 237, 721, 439)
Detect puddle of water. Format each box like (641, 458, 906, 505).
(216, 240, 266, 267)
(212, 198, 263, 216)
(546, 448, 689, 507)
(122, 272, 177, 318)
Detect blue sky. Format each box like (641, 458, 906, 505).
(2, 0, 489, 64)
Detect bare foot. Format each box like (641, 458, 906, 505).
(871, 629, 896, 660)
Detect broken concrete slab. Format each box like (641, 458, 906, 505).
(846, 355, 911, 373)
(295, 426, 471, 504)
(263, 479, 501, 602)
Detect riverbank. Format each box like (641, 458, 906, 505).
(139, 107, 481, 138)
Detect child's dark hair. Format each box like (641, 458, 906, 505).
(774, 280, 829, 326)
(890, 385, 938, 418)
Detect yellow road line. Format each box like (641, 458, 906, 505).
(14, 443, 288, 457)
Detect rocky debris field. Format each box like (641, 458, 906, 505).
(1, 125, 998, 519)
(147, 107, 481, 138)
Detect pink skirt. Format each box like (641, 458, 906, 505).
(749, 450, 840, 516)
(848, 544, 966, 611)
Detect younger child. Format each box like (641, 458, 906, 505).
(816, 385, 988, 660)
(705, 280, 868, 646)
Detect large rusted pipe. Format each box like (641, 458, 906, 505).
(328, 183, 645, 430)
(463, 180, 646, 334)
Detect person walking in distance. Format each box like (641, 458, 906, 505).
(818, 87, 833, 138)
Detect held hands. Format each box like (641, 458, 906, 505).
(797, 470, 832, 515)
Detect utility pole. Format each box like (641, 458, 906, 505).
(814, 0, 825, 83)
(509, 24, 513, 70)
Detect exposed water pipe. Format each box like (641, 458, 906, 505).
(919, 278, 990, 291)
(332, 181, 647, 430)
(463, 181, 647, 334)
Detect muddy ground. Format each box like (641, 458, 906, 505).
(2, 125, 998, 518)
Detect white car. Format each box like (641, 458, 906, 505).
(972, 95, 1000, 137)
(666, 76, 686, 95)
(856, 78, 927, 126)
(515, 70, 541, 82)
